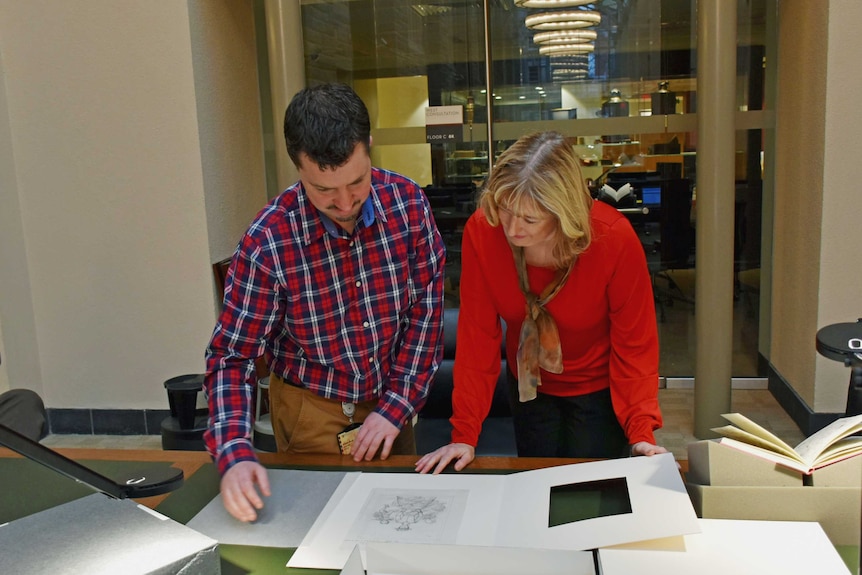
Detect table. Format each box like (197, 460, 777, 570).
(2, 447, 648, 574)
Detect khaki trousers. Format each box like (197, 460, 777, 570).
(268, 373, 415, 456)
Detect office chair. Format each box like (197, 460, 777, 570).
(651, 178, 695, 322)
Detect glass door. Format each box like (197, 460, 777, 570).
(275, 0, 775, 378)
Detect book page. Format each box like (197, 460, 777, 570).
(711, 424, 800, 460)
(712, 413, 799, 461)
(812, 436, 862, 467)
(716, 437, 809, 474)
(794, 413, 862, 467)
(600, 183, 632, 202)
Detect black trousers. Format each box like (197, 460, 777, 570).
(506, 371, 629, 459)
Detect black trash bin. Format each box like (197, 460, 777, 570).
(160, 374, 208, 451)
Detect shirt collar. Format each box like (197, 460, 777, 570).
(318, 195, 376, 238)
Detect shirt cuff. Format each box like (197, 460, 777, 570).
(450, 416, 480, 447)
(215, 438, 259, 475)
(626, 420, 658, 446)
(377, 390, 413, 429)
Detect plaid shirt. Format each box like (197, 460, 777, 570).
(204, 168, 445, 474)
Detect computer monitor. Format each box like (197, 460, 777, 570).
(605, 172, 665, 209)
(641, 185, 662, 207)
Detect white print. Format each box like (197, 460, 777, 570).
(346, 488, 467, 545)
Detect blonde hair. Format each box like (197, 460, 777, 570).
(479, 131, 592, 268)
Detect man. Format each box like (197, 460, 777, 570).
(204, 83, 445, 522)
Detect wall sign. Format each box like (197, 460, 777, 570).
(425, 105, 463, 143)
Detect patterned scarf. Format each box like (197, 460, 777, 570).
(512, 246, 573, 402)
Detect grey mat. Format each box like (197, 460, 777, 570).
(186, 468, 347, 548)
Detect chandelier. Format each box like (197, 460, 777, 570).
(524, 10, 602, 31)
(517, 0, 601, 79)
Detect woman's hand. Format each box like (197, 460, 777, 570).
(415, 443, 476, 475)
(631, 441, 668, 456)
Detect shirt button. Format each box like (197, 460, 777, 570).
(363, 321, 370, 328)
(369, 357, 375, 363)
(349, 241, 354, 247)
(355, 281, 361, 287)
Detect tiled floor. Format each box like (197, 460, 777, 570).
(652, 388, 804, 459)
(42, 433, 163, 450)
(41, 387, 805, 460)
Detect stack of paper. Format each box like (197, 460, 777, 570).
(289, 453, 699, 570)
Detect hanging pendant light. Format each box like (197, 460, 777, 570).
(514, 0, 594, 7)
(539, 43, 596, 56)
(525, 10, 601, 30)
(533, 29, 597, 45)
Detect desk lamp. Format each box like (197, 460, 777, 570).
(815, 319, 862, 417)
(0, 423, 183, 498)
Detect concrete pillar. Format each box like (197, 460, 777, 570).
(263, 0, 304, 191)
(694, 0, 737, 437)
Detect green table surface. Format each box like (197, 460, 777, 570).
(2, 449, 857, 574)
(0, 449, 591, 574)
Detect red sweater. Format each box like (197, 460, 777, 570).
(450, 200, 662, 447)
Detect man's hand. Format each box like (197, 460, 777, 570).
(414, 443, 475, 475)
(631, 441, 668, 456)
(351, 411, 400, 461)
(220, 460, 271, 522)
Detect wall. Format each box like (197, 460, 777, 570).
(356, 76, 432, 186)
(0, 36, 40, 397)
(262, 0, 304, 194)
(770, 1, 826, 410)
(0, 1, 263, 410)
(188, 1, 268, 268)
(816, 0, 862, 408)
(0, 321, 9, 394)
(771, 0, 862, 414)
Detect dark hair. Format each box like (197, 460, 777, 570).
(283, 83, 371, 170)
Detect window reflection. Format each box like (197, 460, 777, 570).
(293, 0, 773, 377)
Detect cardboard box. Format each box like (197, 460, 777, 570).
(340, 542, 597, 575)
(598, 518, 851, 575)
(686, 483, 861, 573)
(0, 494, 220, 575)
(686, 441, 861, 572)
(687, 439, 800, 486)
(686, 483, 860, 547)
(687, 439, 862, 487)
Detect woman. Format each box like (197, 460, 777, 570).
(416, 131, 667, 475)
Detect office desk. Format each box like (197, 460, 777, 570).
(3, 448, 670, 574)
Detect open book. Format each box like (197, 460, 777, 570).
(598, 184, 636, 206)
(712, 412, 862, 475)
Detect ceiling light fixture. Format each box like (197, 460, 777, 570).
(537, 37, 596, 47)
(552, 69, 589, 81)
(514, 0, 594, 7)
(525, 10, 601, 30)
(532, 29, 597, 44)
(549, 56, 590, 66)
(550, 54, 590, 63)
(539, 43, 596, 55)
(411, 4, 452, 17)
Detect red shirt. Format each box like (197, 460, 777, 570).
(451, 200, 662, 447)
